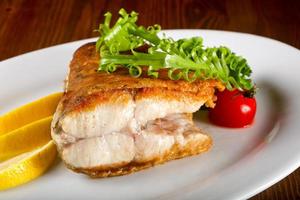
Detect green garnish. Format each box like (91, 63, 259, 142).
(96, 8, 254, 91)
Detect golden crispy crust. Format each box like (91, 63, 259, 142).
(66, 134, 212, 178)
(62, 89, 133, 113)
(60, 43, 224, 115)
(54, 43, 219, 177)
(67, 43, 223, 93)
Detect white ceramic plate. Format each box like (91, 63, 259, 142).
(1, 30, 300, 200)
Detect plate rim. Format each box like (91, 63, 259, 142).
(1, 29, 300, 63)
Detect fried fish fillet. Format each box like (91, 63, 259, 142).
(51, 43, 224, 177)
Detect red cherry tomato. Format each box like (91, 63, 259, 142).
(208, 89, 257, 128)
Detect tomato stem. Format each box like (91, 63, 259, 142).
(243, 86, 257, 98)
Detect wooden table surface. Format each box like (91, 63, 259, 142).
(0, 0, 299, 199)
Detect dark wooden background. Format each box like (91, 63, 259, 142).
(0, 0, 299, 199)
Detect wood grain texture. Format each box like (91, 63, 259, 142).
(0, 0, 299, 199)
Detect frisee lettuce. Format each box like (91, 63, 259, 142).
(96, 8, 254, 91)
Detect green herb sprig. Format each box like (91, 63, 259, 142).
(96, 8, 254, 91)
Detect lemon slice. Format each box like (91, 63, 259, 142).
(0, 140, 57, 190)
(0, 116, 53, 162)
(0, 92, 62, 135)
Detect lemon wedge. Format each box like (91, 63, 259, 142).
(0, 116, 53, 161)
(0, 140, 57, 190)
(0, 92, 62, 135)
(0, 93, 62, 190)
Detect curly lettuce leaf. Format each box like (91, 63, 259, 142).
(96, 9, 254, 91)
